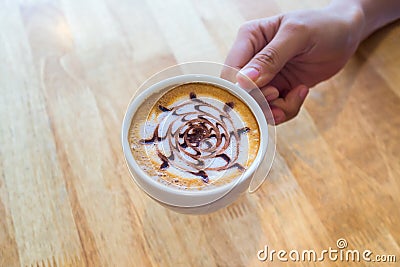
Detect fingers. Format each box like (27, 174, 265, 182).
(224, 19, 274, 70)
(261, 85, 280, 101)
(225, 17, 311, 125)
(237, 20, 309, 89)
(270, 85, 309, 125)
(223, 18, 280, 85)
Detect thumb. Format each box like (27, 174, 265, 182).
(237, 23, 308, 89)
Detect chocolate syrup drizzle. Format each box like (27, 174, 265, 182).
(141, 92, 251, 183)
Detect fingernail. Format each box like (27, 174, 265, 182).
(239, 67, 259, 81)
(298, 86, 309, 99)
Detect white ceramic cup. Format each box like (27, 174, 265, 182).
(122, 74, 268, 214)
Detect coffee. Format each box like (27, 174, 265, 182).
(128, 82, 260, 190)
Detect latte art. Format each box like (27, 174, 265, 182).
(141, 92, 250, 183)
(129, 82, 260, 190)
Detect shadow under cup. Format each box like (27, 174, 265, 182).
(122, 74, 270, 214)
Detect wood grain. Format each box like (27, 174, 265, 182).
(0, 0, 399, 266)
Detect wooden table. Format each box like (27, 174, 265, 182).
(1, 0, 399, 266)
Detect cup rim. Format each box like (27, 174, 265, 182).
(121, 74, 268, 207)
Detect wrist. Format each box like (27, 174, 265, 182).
(325, 1, 365, 46)
(328, 0, 400, 41)
(321, 2, 365, 49)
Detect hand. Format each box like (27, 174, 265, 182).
(225, 5, 363, 124)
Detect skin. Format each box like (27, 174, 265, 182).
(224, 0, 400, 125)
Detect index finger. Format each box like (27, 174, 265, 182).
(222, 18, 280, 81)
(224, 20, 267, 70)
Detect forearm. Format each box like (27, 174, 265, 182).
(328, 0, 400, 41)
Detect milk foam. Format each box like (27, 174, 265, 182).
(129, 82, 260, 190)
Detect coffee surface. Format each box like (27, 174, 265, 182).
(129, 82, 260, 190)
